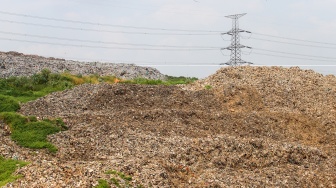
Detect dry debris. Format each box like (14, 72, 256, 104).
(0, 51, 166, 80)
(1, 66, 335, 187)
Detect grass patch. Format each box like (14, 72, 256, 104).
(166, 75, 198, 85)
(95, 179, 111, 188)
(121, 78, 164, 85)
(0, 112, 67, 153)
(0, 95, 20, 112)
(105, 170, 117, 175)
(0, 69, 119, 106)
(0, 69, 74, 104)
(121, 75, 198, 85)
(61, 73, 118, 85)
(205, 85, 212, 90)
(95, 170, 143, 188)
(0, 156, 28, 187)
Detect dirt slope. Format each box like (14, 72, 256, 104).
(2, 66, 335, 187)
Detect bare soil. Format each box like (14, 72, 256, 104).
(2, 66, 335, 187)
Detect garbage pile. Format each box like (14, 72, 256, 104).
(1, 66, 335, 187)
(0, 51, 166, 80)
(186, 66, 336, 137)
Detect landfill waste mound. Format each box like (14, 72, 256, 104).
(2, 66, 335, 187)
(0, 51, 166, 80)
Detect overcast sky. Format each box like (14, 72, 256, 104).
(0, 0, 336, 78)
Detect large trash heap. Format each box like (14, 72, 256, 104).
(1, 62, 335, 187)
(0, 51, 166, 80)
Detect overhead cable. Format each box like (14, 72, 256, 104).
(250, 51, 336, 62)
(0, 37, 218, 51)
(0, 30, 220, 49)
(252, 32, 336, 46)
(253, 48, 336, 60)
(0, 19, 218, 36)
(250, 37, 336, 49)
(0, 10, 223, 33)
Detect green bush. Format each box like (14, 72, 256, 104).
(0, 156, 28, 187)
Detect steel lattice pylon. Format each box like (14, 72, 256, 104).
(221, 13, 252, 66)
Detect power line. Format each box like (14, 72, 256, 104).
(0, 30, 220, 49)
(19, 52, 219, 65)
(0, 19, 218, 36)
(2, 28, 336, 61)
(0, 10, 223, 33)
(2, 11, 335, 44)
(252, 32, 336, 46)
(250, 37, 336, 49)
(67, 0, 224, 18)
(253, 48, 336, 60)
(0, 37, 218, 51)
(249, 51, 336, 62)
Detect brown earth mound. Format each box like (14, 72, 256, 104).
(2, 66, 335, 187)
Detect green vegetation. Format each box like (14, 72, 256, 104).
(121, 78, 164, 85)
(95, 179, 110, 188)
(94, 170, 143, 188)
(0, 70, 196, 109)
(205, 85, 212, 90)
(62, 72, 118, 85)
(166, 75, 198, 85)
(105, 170, 132, 181)
(0, 112, 67, 153)
(0, 156, 28, 187)
(0, 69, 119, 106)
(0, 95, 20, 112)
(121, 75, 198, 85)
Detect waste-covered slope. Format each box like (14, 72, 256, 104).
(2, 66, 335, 187)
(0, 51, 166, 80)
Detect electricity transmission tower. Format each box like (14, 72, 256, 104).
(221, 13, 252, 66)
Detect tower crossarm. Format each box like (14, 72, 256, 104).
(221, 30, 251, 35)
(221, 45, 252, 51)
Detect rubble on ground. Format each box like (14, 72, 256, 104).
(0, 51, 166, 80)
(1, 66, 335, 187)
